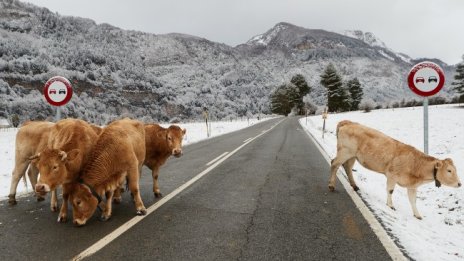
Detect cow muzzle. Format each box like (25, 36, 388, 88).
(172, 149, 183, 158)
(35, 184, 50, 195)
(73, 218, 87, 227)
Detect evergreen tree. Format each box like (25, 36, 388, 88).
(11, 114, 20, 127)
(346, 78, 363, 110)
(320, 64, 347, 112)
(452, 55, 464, 98)
(290, 74, 312, 114)
(270, 83, 300, 116)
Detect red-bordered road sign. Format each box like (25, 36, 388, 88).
(43, 76, 73, 106)
(407, 61, 445, 97)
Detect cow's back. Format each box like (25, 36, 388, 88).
(48, 119, 99, 171)
(337, 121, 403, 173)
(108, 118, 145, 163)
(82, 119, 145, 186)
(15, 121, 54, 158)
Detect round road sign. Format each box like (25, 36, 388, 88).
(43, 76, 73, 106)
(407, 61, 445, 97)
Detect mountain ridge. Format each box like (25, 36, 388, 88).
(0, 0, 457, 124)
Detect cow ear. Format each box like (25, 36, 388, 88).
(435, 161, 443, 169)
(29, 153, 41, 161)
(182, 128, 186, 135)
(445, 158, 454, 165)
(79, 184, 93, 198)
(66, 149, 80, 162)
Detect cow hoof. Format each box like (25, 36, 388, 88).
(57, 215, 67, 223)
(37, 196, 45, 202)
(353, 186, 359, 191)
(414, 215, 423, 220)
(136, 209, 147, 216)
(8, 195, 17, 205)
(99, 215, 111, 222)
(154, 192, 163, 198)
(328, 185, 335, 192)
(51, 205, 58, 212)
(113, 197, 122, 204)
(389, 206, 396, 211)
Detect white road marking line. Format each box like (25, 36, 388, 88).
(206, 152, 229, 166)
(299, 121, 407, 261)
(243, 138, 252, 143)
(72, 118, 286, 261)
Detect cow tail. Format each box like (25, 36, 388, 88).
(336, 120, 352, 138)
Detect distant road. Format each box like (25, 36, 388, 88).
(0, 117, 391, 260)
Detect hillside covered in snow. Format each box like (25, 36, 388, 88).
(0, 0, 458, 124)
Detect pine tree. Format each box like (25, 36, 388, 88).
(346, 78, 363, 110)
(452, 55, 464, 99)
(270, 83, 300, 116)
(290, 74, 311, 114)
(320, 64, 347, 112)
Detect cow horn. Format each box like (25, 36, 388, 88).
(59, 151, 67, 161)
(29, 153, 40, 161)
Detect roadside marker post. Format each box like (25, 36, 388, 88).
(407, 61, 445, 154)
(322, 107, 328, 139)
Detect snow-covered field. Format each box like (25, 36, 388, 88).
(300, 105, 464, 261)
(0, 117, 275, 200)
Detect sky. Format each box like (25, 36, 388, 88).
(24, 0, 464, 65)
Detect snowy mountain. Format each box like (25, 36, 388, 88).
(0, 1, 457, 124)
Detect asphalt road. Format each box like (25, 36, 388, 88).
(0, 117, 391, 260)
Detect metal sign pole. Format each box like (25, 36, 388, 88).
(423, 98, 429, 154)
(55, 107, 61, 122)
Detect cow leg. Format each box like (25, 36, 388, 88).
(386, 177, 396, 210)
(113, 186, 122, 204)
(128, 165, 147, 215)
(407, 188, 422, 220)
(329, 150, 352, 192)
(101, 190, 114, 221)
(8, 159, 30, 205)
(151, 164, 162, 198)
(58, 187, 69, 223)
(343, 157, 358, 191)
(28, 165, 44, 202)
(50, 189, 58, 212)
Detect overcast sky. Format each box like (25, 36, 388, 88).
(25, 0, 464, 65)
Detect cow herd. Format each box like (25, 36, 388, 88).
(8, 118, 185, 226)
(6, 118, 462, 225)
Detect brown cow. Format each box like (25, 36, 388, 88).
(29, 118, 100, 222)
(8, 121, 54, 206)
(68, 118, 146, 226)
(329, 120, 461, 219)
(143, 124, 186, 198)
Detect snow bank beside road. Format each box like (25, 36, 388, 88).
(300, 105, 464, 261)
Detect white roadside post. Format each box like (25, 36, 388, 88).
(203, 108, 210, 137)
(322, 107, 328, 139)
(407, 62, 445, 154)
(43, 76, 73, 122)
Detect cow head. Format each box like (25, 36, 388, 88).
(166, 126, 186, 158)
(69, 183, 99, 226)
(435, 158, 461, 188)
(29, 148, 80, 195)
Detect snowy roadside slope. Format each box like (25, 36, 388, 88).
(300, 105, 464, 261)
(0, 117, 275, 200)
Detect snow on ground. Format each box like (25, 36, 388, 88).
(300, 104, 464, 261)
(0, 116, 275, 200)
